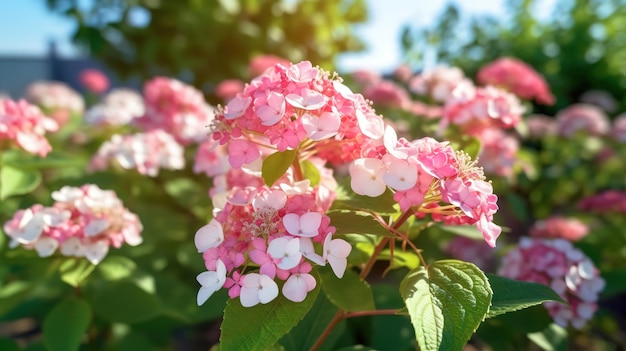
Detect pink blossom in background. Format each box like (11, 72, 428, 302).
(442, 81, 525, 136)
(499, 238, 604, 329)
(3, 184, 142, 264)
(409, 66, 470, 103)
(579, 90, 617, 113)
(248, 54, 291, 78)
(477, 57, 555, 105)
(0, 99, 59, 157)
(79, 68, 110, 94)
(446, 236, 495, 271)
(579, 190, 626, 214)
(351, 69, 382, 87)
(555, 103, 610, 138)
(85, 88, 145, 126)
(407, 101, 443, 119)
(476, 128, 519, 178)
(136, 77, 214, 145)
(530, 216, 589, 242)
(90, 129, 185, 177)
(363, 80, 411, 109)
(215, 79, 245, 102)
(610, 113, 626, 142)
(393, 64, 413, 83)
(25, 80, 85, 126)
(525, 114, 557, 139)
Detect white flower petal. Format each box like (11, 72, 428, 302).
(194, 219, 224, 253)
(34, 237, 58, 257)
(84, 240, 109, 264)
(282, 274, 308, 302)
(84, 218, 110, 237)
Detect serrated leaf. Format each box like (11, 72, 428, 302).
(262, 150, 296, 186)
(60, 258, 95, 287)
(301, 159, 321, 186)
(0, 165, 42, 199)
(43, 297, 91, 351)
(400, 260, 492, 351)
(486, 274, 565, 318)
(328, 210, 392, 237)
(319, 266, 375, 312)
(527, 323, 568, 351)
(333, 185, 398, 215)
(91, 281, 162, 323)
(220, 272, 320, 351)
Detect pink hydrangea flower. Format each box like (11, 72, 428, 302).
(530, 216, 589, 242)
(442, 81, 525, 136)
(25, 81, 84, 126)
(214, 79, 245, 102)
(135, 77, 214, 145)
(610, 113, 626, 142)
(3, 184, 142, 264)
(579, 90, 617, 113)
(525, 114, 557, 139)
(79, 68, 110, 94)
(409, 66, 470, 103)
(248, 55, 291, 78)
(555, 104, 609, 138)
(578, 190, 626, 214)
(363, 80, 411, 110)
(90, 129, 185, 177)
(0, 99, 59, 157)
(477, 57, 555, 105)
(475, 128, 519, 178)
(499, 238, 605, 329)
(84, 88, 145, 126)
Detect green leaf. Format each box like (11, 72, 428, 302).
(486, 274, 565, 318)
(43, 297, 92, 351)
(0, 338, 20, 351)
(0, 165, 42, 199)
(436, 224, 483, 240)
(262, 150, 296, 186)
(333, 185, 398, 215)
(91, 281, 162, 323)
(336, 346, 378, 351)
(3, 150, 86, 169)
(60, 258, 95, 287)
(527, 323, 568, 351)
(319, 266, 375, 312)
(97, 256, 137, 281)
(220, 272, 320, 351)
(400, 260, 492, 351)
(328, 211, 392, 237)
(300, 159, 321, 186)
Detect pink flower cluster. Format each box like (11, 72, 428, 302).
(555, 103, 609, 138)
(85, 88, 145, 126)
(350, 127, 502, 247)
(579, 190, 626, 214)
(79, 69, 110, 94)
(136, 77, 214, 145)
(0, 99, 59, 156)
(90, 129, 185, 177)
(3, 184, 142, 264)
(25, 81, 84, 126)
(530, 216, 589, 242)
(194, 182, 349, 307)
(499, 238, 604, 329)
(409, 66, 470, 103)
(476, 128, 519, 178)
(442, 81, 525, 135)
(211, 60, 385, 166)
(610, 113, 626, 142)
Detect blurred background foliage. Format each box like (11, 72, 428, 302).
(400, 0, 626, 115)
(45, 0, 367, 96)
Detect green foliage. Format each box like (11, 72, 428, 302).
(400, 260, 492, 351)
(91, 281, 162, 324)
(486, 274, 565, 318)
(527, 323, 569, 351)
(43, 297, 92, 351)
(45, 0, 368, 95)
(59, 258, 96, 287)
(220, 274, 321, 351)
(262, 150, 297, 186)
(319, 266, 375, 312)
(0, 165, 42, 200)
(327, 210, 393, 237)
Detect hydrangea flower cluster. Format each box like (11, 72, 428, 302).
(194, 182, 349, 307)
(136, 77, 214, 145)
(85, 88, 145, 126)
(350, 126, 502, 247)
(0, 99, 59, 156)
(579, 190, 626, 214)
(442, 81, 525, 136)
(79, 68, 110, 94)
(90, 129, 185, 177)
(477, 57, 555, 105)
(476, 128, 519, 178)
(530, 216, 589, 242)
(409, 66, 470, 103)
(3, 184, 142, 264)
(555, 103, 610, 137)
(25, 80, 85, 126)
(611, 114, 626, 142)
(211, 60, 384, 166)
(499, 238, 605, 329)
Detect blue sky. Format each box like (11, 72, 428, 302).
(0, 0, 555, 72)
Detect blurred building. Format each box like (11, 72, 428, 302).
(0, 41, 138, 98)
